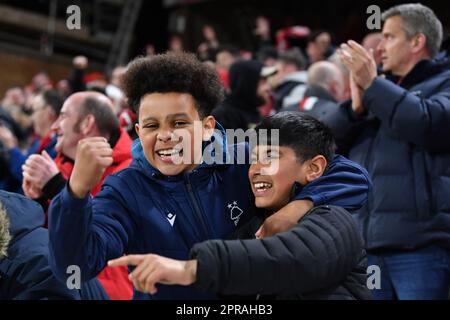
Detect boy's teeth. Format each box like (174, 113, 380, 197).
(254, 182, 272, 190)
(158, 149, 180, 156)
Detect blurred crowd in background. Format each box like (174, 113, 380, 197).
(1, 2, 450, 300)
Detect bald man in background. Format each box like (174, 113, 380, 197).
(283, 61, 345, 119)
(22, 91, 134, 300)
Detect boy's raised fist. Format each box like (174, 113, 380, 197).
(69, 137, 113, 198)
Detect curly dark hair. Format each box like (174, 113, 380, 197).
(122, 52, 224, 118)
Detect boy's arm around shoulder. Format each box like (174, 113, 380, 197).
(191, 205, 364, 296)
(257, 155, 372, 237)
(293, 155, 371, 210)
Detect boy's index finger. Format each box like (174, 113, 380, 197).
(108, 255, 145, 267)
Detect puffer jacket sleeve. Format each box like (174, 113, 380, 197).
(363, 76, 450, 152)
(190, 206, 364, 296)
(292, 155, 372, 211)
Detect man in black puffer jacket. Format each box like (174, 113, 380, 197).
(109, 112, 372, 300)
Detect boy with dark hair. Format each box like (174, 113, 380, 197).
(109, 112, 371, 299)
(49, 52, 371, 300)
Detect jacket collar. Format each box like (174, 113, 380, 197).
(304, 85, 337, 102)
(387, 57, 450, 89)
(283, 71, 308, 84)
(112, 128, 133, 165)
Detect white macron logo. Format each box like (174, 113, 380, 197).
(166, 212, 176, 227)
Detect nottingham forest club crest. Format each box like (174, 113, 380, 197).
(227, 201, 243, 226)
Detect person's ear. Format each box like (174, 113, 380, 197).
(329, 81, 338, 100)
(411, 33, 427, 54)
(305, 155, 327, 183)
(135, 123, 140, 137)
(80, 114, 96, 135)
(46, 106, 56, 119)
(202, 116, 216, 141)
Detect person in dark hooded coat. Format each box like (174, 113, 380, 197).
(0, 190, 108, 300)
(212, 60, 265, 130)
(0, 190, 81, 299)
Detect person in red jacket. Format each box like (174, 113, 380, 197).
(21, 91, 133, 300)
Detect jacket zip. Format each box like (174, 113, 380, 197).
(185, 174, 210, 240)
(362, 130, 376, 249)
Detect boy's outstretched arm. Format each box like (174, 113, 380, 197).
(108, 254, 197, 295)
(257, 155, 371, 237)
(48, 137, 136, 284)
